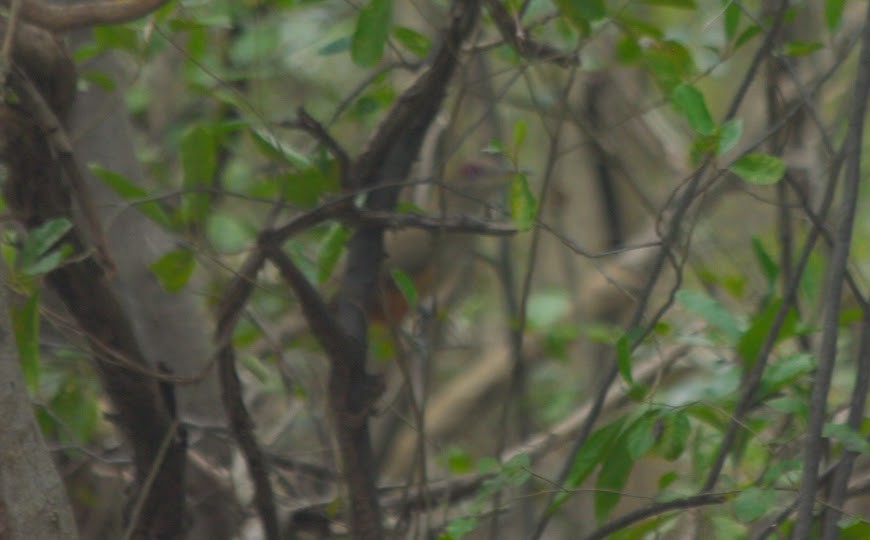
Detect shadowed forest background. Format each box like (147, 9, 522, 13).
(1, 0, 869, 539)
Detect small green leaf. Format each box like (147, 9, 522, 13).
(730, 153, 786, 185)
(390, 268, 417, 310)
(723, 0, 741, 41)
(392, 26, 431, 58)
(734, 486, 776, 522)
(180, 125, 217, 186)
(676, 289, 742, 342)
(512, 119, 528, 153)
(657, 410, 690, 460)
(249, 127, 312, 169)
(616, 334, 634, 385)
(717, 118, 743, 154)
(319, 36, 351, 56)
(781, 40, 824, 57)
(626, 413, 657, 460)
(595, 440, 633, 522)
(444, 447, 473, 474)
(552, 417, 626, 512)
(90, 164, 171, 227)
(825, 0, 846, 32)
(671, 84, 715, 135)
(734, 25, 761, 50)
(12, 290, 40, 391)
(81, 70, 116, 91)
(351, 0, 392, 67)
(149, 249, 196, 293)
(751, 236, 779, 288)
(555, 0, 606, 27)
(737, 298, 798, 368)
(317, 224, 349, 284)
(19, 219, 72, 275)
(509, 172, 537, 231)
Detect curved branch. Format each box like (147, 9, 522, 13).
(6, 0, 171, 32)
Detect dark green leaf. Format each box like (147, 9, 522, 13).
(444, 447, 473, 474)
(317, 224, 349, 284)
(723, 1, 740, 41)
(644, 40, 695, 92)
(90, 164, 171, 227)
(781, 40, 824, 57)
(734, 486, 776, 522)
(351, 0, 392, 67)
(595, 440, 633, 522)
(825, 0, 846, 32)
(658, 410, 690, 460)
(552, 417, 626, 512)
(319, 36, 351, 56)
(510, 172, 537, 231)
(555, 0, 606, 27)
(730, 153, 786, 185)
(616, 334, 634, 385)
(625, 413, 658, 460)
(751, 236, 779, 287)
(737, 298, 798, 369)
(12, 290, 40, 391)
(734, 25, 761, 50)
(149, 249, 196, 293)
(512, 119, 528, 154)
(19, 219, 72, 275)
(670, 84, 715, 135)
(393, 26, 431, 58)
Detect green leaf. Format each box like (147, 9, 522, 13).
(180, 125, 217, 186)
(616, 333, 634, 385)
(12, 290, 40, 392)
(19, 218, 72, 276)
(206, 213, 252, 254)
(392, 26, 431, 58)
(737, 298, 798, 369)
(555, 0, 606, 27)
(319, 36, 351, 56)
(758, 353, 816, 398)
(512, 119, 528, 155)
(751, 236, 779, 287)
(675, 289, 742, 342)
(81, 70, 116, 91)
(635, 0, 696, 8)
(781, 40, 824, 57)
(723, 0, 741, 41)
(317, 224, 349, 284)
(351, 0, 392, 67)
(824, 423, 870, 454)
(552, 417, 626, 512)
(734, 486, 776, 522)
(90, 164, 171, 227)
(644, 40, 695, 92)
(657, 410, 690, 460)
(510, 172, 537, 231)
(250, 127, 312, 169)
(670, 84, 715, 135)
(390, 268, 418, 310)
(717, 118, 743, 154)
(444, 446, 473, 474)
(149, 249, 196, 293)
(734, 25, 761, 50)
(825, 0, 846, 32)
(595, 440, 633, 522)
(625, 413, 658, 460)
(730, 153, 786, 185)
